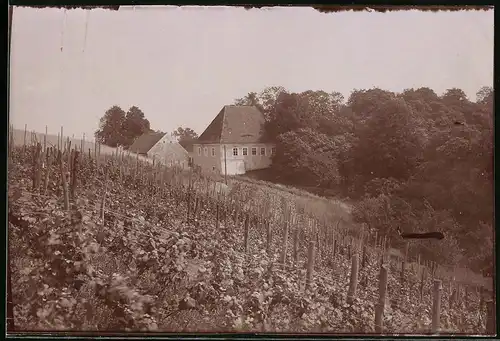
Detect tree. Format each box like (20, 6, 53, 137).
(234, 92, 261, 107)
(272, 128, 339, 187)
(340, 92, 424, 197)
(476, 86, 493, 105)
(121, 106, 151, 148)
(95, 106, 126, 147)
(172, 127, 198, 144)
(230, 84, 493, 268)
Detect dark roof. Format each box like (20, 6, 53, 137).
(179, 139, 196, 153)
(197, 105, 269, 144)
(128, 132, 165, 154)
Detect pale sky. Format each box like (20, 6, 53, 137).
(9, 6, 494, 139)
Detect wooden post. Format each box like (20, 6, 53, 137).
(279, 221, 289, 264)
(375, 264, 388, 333)
(70, 150, 79, 200)
(43, 148, 53, 195)
(293, 225, 299, 263)
(347, 254, 359, 304)
(100, 168, 108, 226)
(419, 266, 426, 302)
(417, 254, 421, 278)
(68, 148, 74, 185)
(243, 213, 250, 253)
(58, 150, 69, 211)
(449, 288, 457, 309)
(401, 242, 409, 282)
(266, 220, 272, 256)
(215, 200, 220, 229)
(305, 241, 315, 290)
(431, 279, 442, 334)
(32, 143, 42, 191)
(486, 299, 495, 334)
(361, 244, 367, 269)
(43, 126, 47, 152)
(60, 126, 64, 151)
(23, 124, 27, 154)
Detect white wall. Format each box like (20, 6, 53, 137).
(148, 134, 189, 168)
(192, 142, 275, 175)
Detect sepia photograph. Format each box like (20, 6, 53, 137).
(7, 5, 494, 336)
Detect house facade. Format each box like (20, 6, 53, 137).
(179, 139, 196, 167)
(192, 105, 275, 175)
(129, 132, 189, 168)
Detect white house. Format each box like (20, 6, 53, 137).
(192, 105, 275, 175)
(128, 131, 189, 168)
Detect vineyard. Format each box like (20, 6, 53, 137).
(7, 132, 494, 334)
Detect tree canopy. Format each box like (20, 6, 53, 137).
(172, 127, 199, 145)
(233, 85, 493, 271)
(95, 105, 151, 148)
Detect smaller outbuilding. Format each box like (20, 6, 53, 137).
(128, 131, 189, 168)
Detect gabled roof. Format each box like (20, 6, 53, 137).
(128, 132, 165, 154)
(197, 105, 269, 144)
(179, 139, 196, 153)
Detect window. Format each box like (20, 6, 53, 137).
(242, 147, 248, 156)
(211, 147, 215, 157)
(197, 147, 201, 156)
(204, 147, 208, 156)
(233, 147, 238, 156)
(260, 147, 266, 156)
(271, 147, 276, 155)
(251, 147, 257, 156)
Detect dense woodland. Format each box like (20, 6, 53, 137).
(234, 86, 493, 274)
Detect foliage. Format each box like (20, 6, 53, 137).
(172, 127, 199, 146)
(121, 106, 151, 148)
(8, 145, 489, 333)
(233, 85, 493, 271)
(95, 106, 127, 148)
(95, 106, 151, 148)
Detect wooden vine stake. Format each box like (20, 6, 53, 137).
(375, 264, 388, 334)
(431, 279, 442, 334)
(70, 150, 79, 200)
(100, 167, 109, 225)
(32, 143, 42, 191)
(58, 150, 69, 211)
(419, 266, 426, 302)
(347, 253, 359, 304)
(43, 126, 47, 152)
(401, 242, 409, 283)
(279, 220, 290, 265)
(243, 213, 250, 253)
(293, 224, 300, 263)
(43, 148, 54, 195)
(266, 220, 272, 256)
(305, 241, 316, 290)
(23, 124, 27, 155)
(486, 299, 495, 334)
